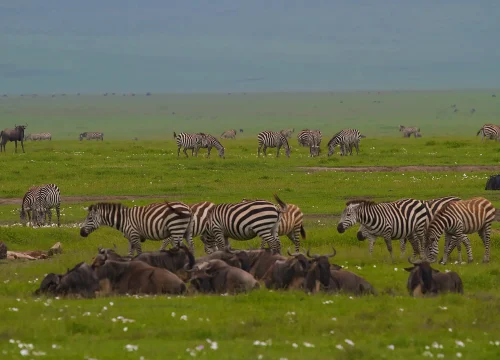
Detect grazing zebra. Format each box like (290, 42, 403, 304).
(33, 184, 61, 227)
(327, 129, 365, 156)
(37, 133, 52, 141)
(220, 129, 237, 139)
(79, 132, 104, 141)
(309, 130, 322, 157)
(202, 195, 287, 255)
(425, 197, 495, 264)
(476, 124, 500, 142)
(20, 186, 41, 226)
(399, 125, 420, 138)
(161, 201, 216, 253)
(257, 131, 291, 158)
(80, 201, 193, 256)
(173, 132, 205, 157)
(337, 198, 429, 261)
(297, 129, 321, 147)
(280, 128, 295, 139)
(198, 133, 225, 158)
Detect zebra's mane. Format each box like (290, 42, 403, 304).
(89, 202, 129, 212)
(345, 199, 376, 206)
(431, 200, 455, 219)
(327, 131, 343, 146)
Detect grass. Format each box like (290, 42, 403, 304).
(1, 91, 500, 359)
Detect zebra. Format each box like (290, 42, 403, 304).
(37, 133, 52, 141)
(327, 129, 365, 156)
(309, 130, 322, 157)
(33, 184, 61, 227)
(399, 125, 420, 138)
(79, 132, 104, 141)
(280, 128, 295, 139)
(425, 197, 495, 265)
(358, 196, 461, 258)
(202, 195, 287, 255)
(80, 201, 193, 256)
(173, 132, 205, 157)
(476, 124, 500, 142)
(297, 129, 321, 147)
(220, 129, 236, 139)
(337, 198, 430, 261)
(20, 186, 41, 226)
(257, 131, 291, 158)
(161, 201, 216, 253)
(197, 133, 225, 158)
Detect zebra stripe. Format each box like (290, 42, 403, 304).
(174, 132, 205, 157)
(34, 184, 61, 227)
(426, 197, 495, 264)
(257, 131, 291, 158)
(202, 195, 287, 255)
(399, 125, 420, 138)
(327, 129, 365, 156)
(280, 128, 295, 139)
(297, 129, 322, 147)
(220, 129, 236, 139)
(20, 186, 41, 226)
(80, 201, 193, 256)
(80, 132, 104, 141)
(309, 130, 322, 157)
(198, 134, 225, 158)
(476, 124, 500, 142)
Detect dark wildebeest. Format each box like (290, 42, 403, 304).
(195, 249, 248, 270)
(263, 249, 310, 290)
(34, 262, 99, 298)
(92, 260, 186, 295)
(404, 258, 463, 297)
(187, 259, 260, 294)
(304, 248, 377, 296)
(231, 249, 287, 280)
(0, 124, 27, 153)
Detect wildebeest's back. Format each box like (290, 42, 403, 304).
(433, 271, 463, 294)
(330, 269, 377, 295)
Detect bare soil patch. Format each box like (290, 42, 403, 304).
(299, 165, 500, 173)
(0, 194, 187, 206)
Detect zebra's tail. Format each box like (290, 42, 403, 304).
(173, 131, 177, 139)
(300, 224, 306, 240)
(273, 194, 288, 213)
(476, 127, 483, 136)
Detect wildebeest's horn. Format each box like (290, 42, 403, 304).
(408, 256, 422, 265)
(287, 247, 302, 257)
(306, 247, 319, 259)
(326, 247, 337, 258)
(225, 248, 238, 254)
(97, 246, 103, 253)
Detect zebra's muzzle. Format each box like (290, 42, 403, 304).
(336, 224, 345, 233)
(357, 231, 366, 241)
(80, 228, 89, 237)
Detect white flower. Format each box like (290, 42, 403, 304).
(20, 349, 29, 356)
(109, 302, 114, 306)
(292, 343, 298, 348)
(52, 344, 60, 349)
(432, 342, 440, 349)
(323, 300, 333, 304)
(394, 268, 398, 271)
(345, 339, 355, 346)
(123, 327, 128, 332)
(456, 352, 462, 358)
(210, 342, 218, 350)
(399, 308, 404, 312)
(124, 344, 138, 352)
(455, 340, 464, 347)
(180, 315, 188, 321)
(437, 354, 444, 358)
(448, 328, 453, 332)
(387, 345, 394, 350)
(335, 344, 344, 350)
(423, 350, 434, 357)
(439, 306, 448, 310)
(331, 317, 337, 321)
(171, 312, 176, 317)
(303, 342, 315, 348)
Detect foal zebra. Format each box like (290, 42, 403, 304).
(198, 134, 225, 158)
(20, 184, 61, 227)
(202, 195, 287, 255)
(220, 129, 237, 139)
(79, 132, 104, 141)
(476, 124, 500, 142)
(399, 125, 420, 138)
(80, 201, 193, 256)
(174, 132, 205, 157)
(327, 129, 365, 156)
(257, 131, 291, 158)
(426, 197, 495, 264)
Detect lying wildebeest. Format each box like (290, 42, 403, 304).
(231, 249, 287, 280)
(133, 244, 195, 281)
(195, 248, 248, 270)
(0, 124, 27, 153)
(188, 259, 260, 294)
(304, 248, 377, 296)
(404, 258, 463, 297)
(263, 249, 310, 290)
(92, 260, 186, 295)
(34, 262, 99, 298)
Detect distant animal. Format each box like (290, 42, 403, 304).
(470, 108, 476, 115)
(309, 130, 322, 157)
(239, 129, 244, 133)
(33, 184, 61, 227)
(0, 124, 27, 153)
(133, 245, 195, 282)
(327, 129, 365, 156)
(79, 132, 104, 141)
(399, 125, 420, 138)
(197, 133, 225, 158)
(220, 129, 237, 139)
(425, 197, 495, 264)
(20, 186, 41, 226)
(80, 201, 193, 256)
(404, 258, 463, 297)
(173, 132, 206, 157)
(221, 249, 287, 280)
(297, 129, 322, 147)
(257, 131, 291, 158)
(280, 128, 295, 139)
(485, 175, 500, 190)
(476, 124, 500, 142)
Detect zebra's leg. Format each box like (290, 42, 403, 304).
(276, 145, 281, 158)
(207, 146, 212, 158)
(46, 208, 52, 225)
(442, 231, 462, 265)
(355, 142, 360, 155)
(56, 204, 61, 227)
(160, 236, 172, 250)
(260, 232, 282, 255)
(479, 223, 491, 263)
(177, 146, 181, 157)
(439, 233, 453, 264)
(382, 231, 394, 262)
(263, 145, 268, 156)
(456, 235, 463, 263)
(366, 234, 376, 255)
(399, 238, 407, 257)
(128, 234, 142, 256)
(408, 234, 421, 262)
(289, 226, 301, 253)
(183, 147, 189, 158)
(258, 144, 262, 157)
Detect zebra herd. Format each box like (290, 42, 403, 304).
(79, 132, 104, 141)
(174, 132, 225, 158)
(20, 184, 61, 227)
(24, 133, 52, 141)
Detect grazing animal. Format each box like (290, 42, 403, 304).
(173, 132, 206, 157)
(226, 249, 287, 280)
(33, 184, 61, 227)
(257, 131, 291, 158)
(220, 129, 237, 139)
(280, 128, 295, 139)
(79, 132, 103, 141)
(133, 245, 195, 281)
(327, 129, 365, 156)
(263, 249, 310, 290)
(195, 249, 250, 270)
(27, 133, 52, 141)
(93, 260, 186, 295)
(197, 133, 225, 158)
(34, 262, 100, 298)
(0, 124, 27, 153)
(20, 186, 41, 226)
(476, 124, 500, 142)
(202, 195, 287, 255)
(425, 197, 495, 264)
(188, 259, 260, 294)
(399, 125, 420, 138)
(404, 258, 463, 297)
(297, 129, 322, 148)
(80, 201, 193, 256)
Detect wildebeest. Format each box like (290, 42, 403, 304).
(92, 260, 186, 295)
(263, 249, 310, 290)
(188, 259, 260, 294)
(133, 245, 195, 281)
(0, 124, 27, 153)
(195, 249, 249, 270)
(34, 262, 100, 298)
(404, 258, 463, 297)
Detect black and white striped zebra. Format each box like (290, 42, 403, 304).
(297, 129, 321, 147)
(399, 125, 420, 138)
(257, 131, 291, 158)
(80, 201, 193, 256)
(476, 124, 500, 142)
(174, 132, 205, 157)
(280, 128, 295, 139)
(198, 134, 225, 158)
(337, 198, 429, 261)
(33, 184, 61, 227)
(327, 129, 365, 156)
(20, 186, 41, 226)
(202, 195, 287, 255)
(79, 132, 104, 141)
(309, 130, 322, 157)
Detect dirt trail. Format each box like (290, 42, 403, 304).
(299, 165, 500, 173)
(0, 194, 187, 206)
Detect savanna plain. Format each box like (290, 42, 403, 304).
(1, 90, 500, 359)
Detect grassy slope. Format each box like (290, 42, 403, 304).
(1, 91, 500, 359)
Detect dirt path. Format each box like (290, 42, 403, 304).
(299, 165, 500, 173)
(0, 194, 188, 206)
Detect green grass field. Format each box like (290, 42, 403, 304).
(1, 91, 500, 360)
